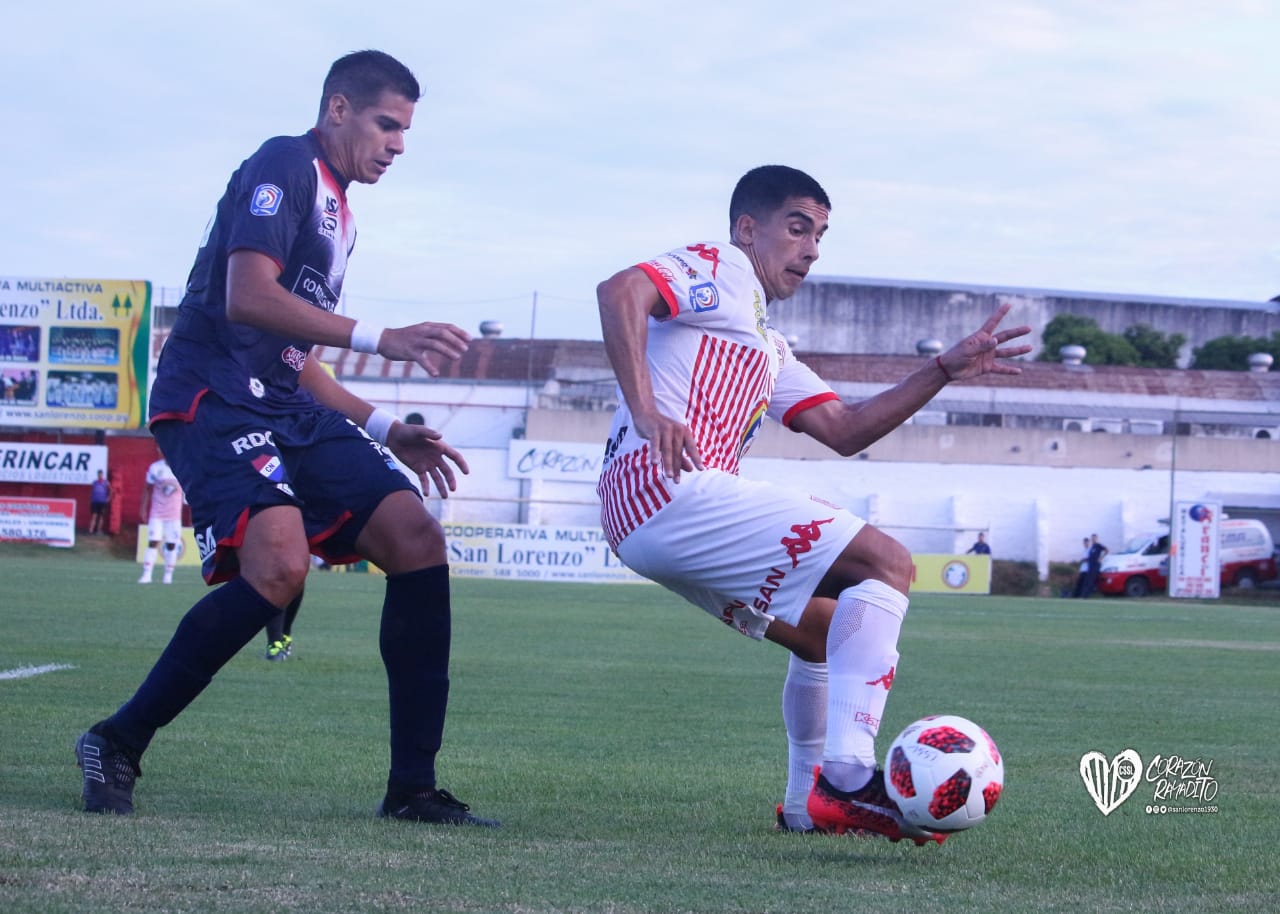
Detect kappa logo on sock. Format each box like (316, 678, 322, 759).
(865, 666, 895, 690)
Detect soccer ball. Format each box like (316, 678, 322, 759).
(885, 714, 1004, 834)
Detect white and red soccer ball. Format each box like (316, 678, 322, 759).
(886, 714, 1004, 834)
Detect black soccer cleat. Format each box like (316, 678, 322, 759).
(75, 729, 141, 815)
(377, 787, 500, 827)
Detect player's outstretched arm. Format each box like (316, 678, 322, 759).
(792, 302, 1032, 456)
(598, 267, 704, 482)
(225, 251, 469, 375)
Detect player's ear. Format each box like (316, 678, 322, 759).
(732, 212, 756, 245)
(324, 93, 351, 126)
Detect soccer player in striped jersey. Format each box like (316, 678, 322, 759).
(596, 164, 1030, 842)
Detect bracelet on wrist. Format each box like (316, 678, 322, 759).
(935, 355, 956, 383)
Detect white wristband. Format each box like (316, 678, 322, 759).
(364, 407, 398, 445)
(350, 320, 386, 354)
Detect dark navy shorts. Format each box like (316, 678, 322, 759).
(152, 393, 418, 584)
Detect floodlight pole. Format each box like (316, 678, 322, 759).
(1167, 399, 1180, 530)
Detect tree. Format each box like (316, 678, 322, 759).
(1122, 323, 1186, 369)
(1038, 314, 1139, 365)
(1191, 331, 1280, 371)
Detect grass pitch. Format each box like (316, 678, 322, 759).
(1, 544, 1277, 913)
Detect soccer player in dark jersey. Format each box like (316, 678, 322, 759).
(75, 50, 497, 826)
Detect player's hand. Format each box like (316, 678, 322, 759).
(633, 408, 704, 483)
(378, 322, 471, 377)
(935, 302, 1033, 382)
(386, 422, 470, 498)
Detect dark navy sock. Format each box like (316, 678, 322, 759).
(380, 564, 451, 792)
(282, 589, 303, 637)
(266, 590, 303, 644)
(98, 577, 282, 757)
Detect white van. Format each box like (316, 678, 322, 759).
(1097, 518, 1277, 597)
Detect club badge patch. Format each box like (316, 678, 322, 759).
(250, 183, 283, 216)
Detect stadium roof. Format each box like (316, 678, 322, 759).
(808, 275, 1280, 313)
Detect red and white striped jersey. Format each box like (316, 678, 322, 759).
(597, 241, 838, 548)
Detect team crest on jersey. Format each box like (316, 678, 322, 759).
(252, 453, 284, 482)
(250, 184, 283, 216)
(689, 282, 719, 312)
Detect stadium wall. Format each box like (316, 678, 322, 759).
(416, 409, 1278, 581)
(779, 279, 1280, 363)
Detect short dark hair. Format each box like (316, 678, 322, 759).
(319, 50, 420, 118)
(729, 165, 831, 228)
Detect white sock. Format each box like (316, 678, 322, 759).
(140, 547, 157, 581)
(822, 579, 908, 792)
(781, 654, 827, 828)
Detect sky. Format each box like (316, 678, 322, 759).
(4, 1, 1279, 341)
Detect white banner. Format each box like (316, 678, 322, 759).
(443, 522, 646, 584)
(0, 441, 107, 484)
(1169, 501, 1221, 599)
(0, 496, 76, 546)
(506, 439, 603, 483)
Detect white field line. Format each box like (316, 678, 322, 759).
(0, 663, 76, 681)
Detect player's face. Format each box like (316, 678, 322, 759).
(329, 89, 416, 185)
(737, 196, 828, 302)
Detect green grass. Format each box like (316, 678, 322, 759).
(1, 544, 1278, 913)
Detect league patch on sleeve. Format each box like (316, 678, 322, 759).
(689, 282, 719, 312)
(249, 184, 284, 216)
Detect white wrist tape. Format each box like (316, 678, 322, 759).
(350, 320, 386, 354)
(364, 407, 398, 445)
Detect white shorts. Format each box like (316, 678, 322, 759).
(147, 518, 182, 546)
(615, 468, 865, 640)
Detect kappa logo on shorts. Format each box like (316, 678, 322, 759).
(250, 183, 283, 216)
(689, 282, 719, 313)
(780, 517, 834, 568)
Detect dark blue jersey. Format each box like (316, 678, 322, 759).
(150, 130, 356, 420)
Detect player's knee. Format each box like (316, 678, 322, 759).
(242, 551, 310, 607)
(870, 536, 913, 593)
(358, 493, 446, 573)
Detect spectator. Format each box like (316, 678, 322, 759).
(965, 532, 991, 555)
(88, 469, 113, 535)
(1072, 534, 1108, 598)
